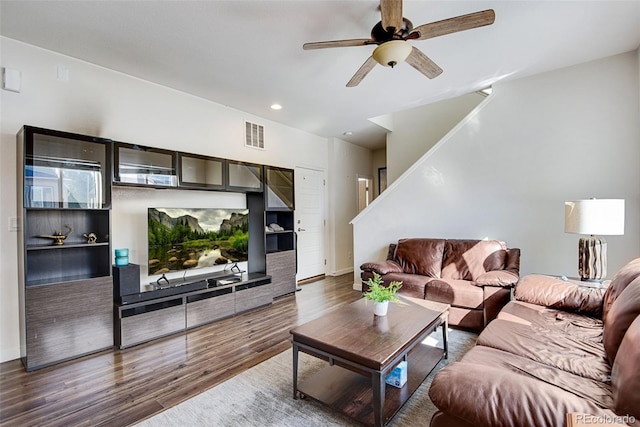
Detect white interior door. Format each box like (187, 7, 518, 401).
(295, 167, 325, 281)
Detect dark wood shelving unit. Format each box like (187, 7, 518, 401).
(17, 126, 114, 371)
(264, 166, 296, 298)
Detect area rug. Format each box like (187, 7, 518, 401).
(135, 328, 477, 427)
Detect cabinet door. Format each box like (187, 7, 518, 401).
(266, 250, 296, 298)
(178, 153, 226, 190)
(114, 143, 177, 187)
(227, 160, 263, 192)
(22, 126, 110, 209)
(24, 277, 113, 370)
(265, 166, 294, 210)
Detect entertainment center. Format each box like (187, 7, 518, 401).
(114, 268, 272, 348)
(17, 125, 296, 370)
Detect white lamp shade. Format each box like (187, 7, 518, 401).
(372, 40, 412, 67)
(564, 199, 625, 235)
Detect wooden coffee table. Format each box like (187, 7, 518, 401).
(290, 296, 449, 427)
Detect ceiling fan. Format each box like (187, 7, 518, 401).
(303, 0, 495, 87)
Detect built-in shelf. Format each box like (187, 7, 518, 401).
(17, 125, 300, 370)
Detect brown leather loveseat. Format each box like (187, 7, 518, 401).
(360, 238, 520, 331)
(429, 257, 640, 427)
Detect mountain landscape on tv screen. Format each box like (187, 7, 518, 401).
(148, 208, 248, 275)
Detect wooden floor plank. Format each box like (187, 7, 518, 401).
(0, 274, 361, 426)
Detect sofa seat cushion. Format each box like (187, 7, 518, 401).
(461, 345, 613, 409)
(498, 301, 604, 340)
(429, 361, 620, 427)
(394, 238, 445, 277)
(441, 239, 507, 281)
(476, 318, 610, 382)
(425, 279, 485, 309)
(381, 272, 435, 299)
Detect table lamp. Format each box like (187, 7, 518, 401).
(564, 199, 625, 281)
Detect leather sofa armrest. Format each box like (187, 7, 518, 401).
(505, 248, 521, 275)
(360, 260, 403, 275)
(474, 270, 519, 287)
(514, 274, 604, 317)
(429, 362, 620, 427)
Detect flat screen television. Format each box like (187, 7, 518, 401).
(148, 208, 249, 276)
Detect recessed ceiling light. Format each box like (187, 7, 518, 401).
(270, 104, 282, 110)
(343, 131, 353, 136)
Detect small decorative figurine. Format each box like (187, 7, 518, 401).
(83, 232, 97, 244)
(39, 224, 73, 246)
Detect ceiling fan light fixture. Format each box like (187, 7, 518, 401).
(372, 40, 412, 68)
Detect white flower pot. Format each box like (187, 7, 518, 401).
(374, 300, 389, 316)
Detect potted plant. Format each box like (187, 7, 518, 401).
(362, 272, 403, 316)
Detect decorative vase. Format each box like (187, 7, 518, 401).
(374, 300, 389, 316)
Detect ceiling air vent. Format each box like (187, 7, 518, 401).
(245, 121, 265, 149)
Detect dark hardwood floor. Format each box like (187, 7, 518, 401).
(0, 274, 361, 427)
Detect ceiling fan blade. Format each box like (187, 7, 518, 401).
(380, 0, 403, 34)
(409, 9, 495, 41)
(346, 56, 378, 87)
(405, 47, 443, 79)
(303, 39, 375, 50)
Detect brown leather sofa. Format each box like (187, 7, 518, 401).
(429, 257, 640, 427)
(360, 238, 520, 331)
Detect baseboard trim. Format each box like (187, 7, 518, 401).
(297, 274, 325, 285)
(328, 267, 354, 276)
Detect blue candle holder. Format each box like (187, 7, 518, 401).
(115, 248, 129, 266)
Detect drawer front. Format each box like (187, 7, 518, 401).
(120, 304, 185, 347)
(186, 293, 235, 328)
(235, 283, 273, 313)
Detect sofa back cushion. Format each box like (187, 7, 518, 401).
(603, 276, 640, 364)
(394, 238, 445, 277)
(441, 239, 507, 281)
(611, 314, 640, 421)
(603, 257, 640, 322)
(386, 243, 397, 261)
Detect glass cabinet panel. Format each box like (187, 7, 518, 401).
(265, 166, 294, 210)
(115, 144, 177, 187)
(178, 153, 225, 189)
(227, 161, 262, 191)
(25, 131, 108, 209)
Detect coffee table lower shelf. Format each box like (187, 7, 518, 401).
(296, 343, 444, 426)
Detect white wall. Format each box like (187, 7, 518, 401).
(385, 92, 484, 183)
(353, 50, 640, 286)
(0, 37, 353, 362)
(327, 137, 372, 275)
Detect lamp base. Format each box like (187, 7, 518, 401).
(578, 236, 607, 281)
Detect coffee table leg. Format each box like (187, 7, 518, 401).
(372, 371, 385, 427)
(292, 342, 299, 399)
(442, 317, 449, 359)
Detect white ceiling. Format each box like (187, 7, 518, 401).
(1, 1, 639, 150)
